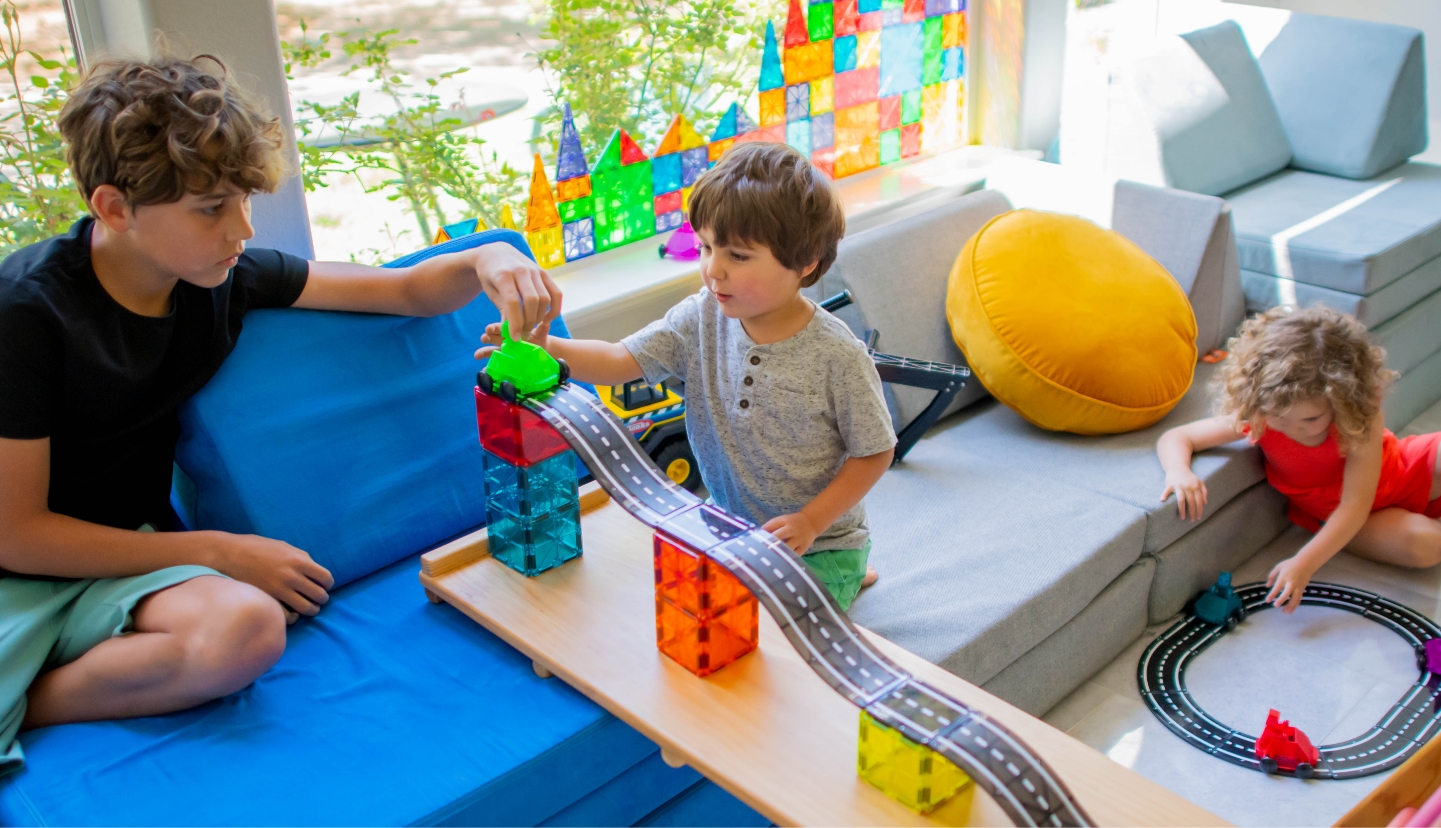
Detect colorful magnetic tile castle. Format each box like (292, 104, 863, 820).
(474, 387, 583, 576)
(525, 0, 966, 267)
(857, 710, 974, 813)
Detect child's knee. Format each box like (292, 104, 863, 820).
(184, 582, 286, 694)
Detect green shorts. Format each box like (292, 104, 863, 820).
(801, 540, 872, 611)
(0, 564, 223, 778)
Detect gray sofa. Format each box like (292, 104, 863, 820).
(800, 10, 1439, 720)
(1123, 12, 1441, 428)
(807, 182, 1286, 717)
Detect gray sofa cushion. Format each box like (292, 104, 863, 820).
(926, 361, 1264, 555)
(850, 439, 1146, 687)
(812, 189, 1013, 427)
(1126, 21, 1291, 197)
(1112, 180, 1244, 353)
(1242, 255, 1441, 328)
(982, 558, 1154, 717)
(1259, 13, 1428, 181)
(1371, 286, 1441, 378)
(1147, 481, 1290, 623)
(1389, 347, 1441, 431)
(1228, 163, 1441, 294)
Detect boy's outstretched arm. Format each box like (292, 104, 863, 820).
(763, 448, 895, 555)
(1265, 416, 1385, 613)
(1156, 415, 1246, 521)
(0, 436, 333, 622)
(294, 242, 560, 333)
(476, 321, 645, 387)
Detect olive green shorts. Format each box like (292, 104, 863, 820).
(801, 540, 872, 611)
(1, 563, 224, 778)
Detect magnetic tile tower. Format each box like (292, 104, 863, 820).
(554, 104, 596, 262)
(521, 0, 966, 265)
(653, 506, 760, 678)
(474, 387, 583, 577)
(650, 114, 710, 234)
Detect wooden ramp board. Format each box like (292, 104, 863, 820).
(420, 485, 1226, 827)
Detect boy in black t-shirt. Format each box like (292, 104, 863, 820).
(0, 55, 561, 771)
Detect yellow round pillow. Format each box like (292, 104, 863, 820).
(947, 209, 1197, 434)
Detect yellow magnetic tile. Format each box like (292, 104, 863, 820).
(810, 76, 834, 116)
(856, 30, 881, 69)
(759, 88, 787, 127)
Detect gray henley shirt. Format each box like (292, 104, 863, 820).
(621, 289, 896, 551)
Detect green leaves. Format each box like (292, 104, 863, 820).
(283, 21, 526, 254)
(0, 1, 86, 258)
(534, 0, 784, 152)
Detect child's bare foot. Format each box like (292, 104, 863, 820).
(861, 565, 878, 589)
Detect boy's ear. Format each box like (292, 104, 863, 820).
(88, 185, 134, 232)
(800, 260, 820, 279)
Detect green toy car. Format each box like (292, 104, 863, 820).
(478, 321, 570, 403)
(1192, 571, 1248, 630)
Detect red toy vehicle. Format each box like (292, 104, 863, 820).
(1255, 709, 1319, 777)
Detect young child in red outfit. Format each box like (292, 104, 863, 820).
(1157, 306, 1441, 614)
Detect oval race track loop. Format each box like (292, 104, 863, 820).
(1138, 582, 1441, 779)
(516, 383, 1096, 827)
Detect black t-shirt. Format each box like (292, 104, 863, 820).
(0, 216, 309, 530)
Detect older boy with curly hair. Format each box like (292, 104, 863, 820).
(0, 55, 560, 772)
(479, 142, 896, 610)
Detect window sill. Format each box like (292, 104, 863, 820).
(554, 145, 1025, 341)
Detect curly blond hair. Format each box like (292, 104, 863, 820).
(1216, 306, 1394, 452)
(58, 54, 286, 207)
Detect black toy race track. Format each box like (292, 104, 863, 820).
(516, 381, 1094, 828)
(1139, 582, 1441, 779)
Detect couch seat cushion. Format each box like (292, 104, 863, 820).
(1241, 255, 1441, 328)
(1228, 162, 1441, 295)
(920, 362, 1264, 556)
(849, 449, 1145, 687)
(0, 554, 691, 827)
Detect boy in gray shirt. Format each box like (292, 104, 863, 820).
(480, 142, 895, 608)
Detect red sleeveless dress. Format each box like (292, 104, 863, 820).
(1252, 424, 1441, 531)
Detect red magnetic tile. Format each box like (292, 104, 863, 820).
(475, 387, 571, 467)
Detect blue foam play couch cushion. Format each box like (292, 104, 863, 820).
(0, 553, 704, 826)
(0, 229, 771, 826)
(174, 229, 572, 588)
(1259, 12, 1428, 181)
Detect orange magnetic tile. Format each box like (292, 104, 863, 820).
(759, 87, 787, 127)
(942, 12, 963, 49)
(525, 152, 561, 232)
(556, 175, 592, 202)
(655, 597, 759, 677)
(656, 113, 707, 155)
(902, 0, 924, 22)
(856, 29, 881, 69)
(809, 76, 834, 116)
(708, 137, 736, 161)
(783, 40, 834, 86)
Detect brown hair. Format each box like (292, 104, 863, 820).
(687, 142, 845, 287)
(1216, 306, 1395, 452)
(58, 54, 287, 208)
